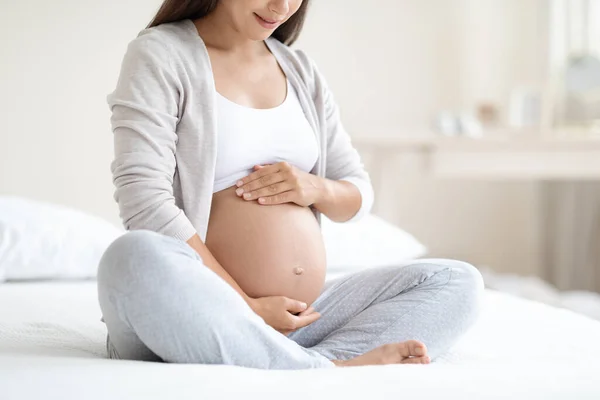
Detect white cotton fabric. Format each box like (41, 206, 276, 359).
(0, 196, 124, 282)
(213, 79, 319, 193)
(3, 281, 600, 399)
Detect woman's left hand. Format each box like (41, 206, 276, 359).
(235, 162, 324, 207)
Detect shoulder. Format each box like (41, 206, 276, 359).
(266, 38, 322, 88)
(266, 38, 335, 111)
(123, 20, 197, 66)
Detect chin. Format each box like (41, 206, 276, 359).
(247, 30, 275, 42)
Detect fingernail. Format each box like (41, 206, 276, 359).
(235, 188, 243, 196)
(236, 181, 243, 187)
(258, 198, 265, 204)
(301, 302, 307, 309)
(415, 347, 424, 356)
(243, 193, 251, 200)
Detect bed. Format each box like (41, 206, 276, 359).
(1, 197, 600, 399)
(1, 280, 600, 400)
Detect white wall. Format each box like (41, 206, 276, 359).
(0, 0, 547, 276)
(297, 0, 547, 275)
(296, 0, 464, 133)
(0, 0, 163, 226)
(297, 0, 548, 134)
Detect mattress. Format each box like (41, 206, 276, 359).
(1, 281, 599, 399)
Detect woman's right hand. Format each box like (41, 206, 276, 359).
(249, 296, 321, 335)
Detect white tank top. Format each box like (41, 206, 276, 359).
(213, 80, 319, 193)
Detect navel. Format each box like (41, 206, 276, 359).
(293, 267, 304, 276)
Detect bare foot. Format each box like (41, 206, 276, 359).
(332, 340, 430, 367)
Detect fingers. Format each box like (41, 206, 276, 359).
(298, 306, 315, 317)
(292, 312, 321, 330)
(239, 180, 293, 201)
(257, 191, 294, 205)
(237, 171, 286, 195)
(236, 162, 289, 188)
(284, 298, 308, 314)
(280, 300, 320, 334)
(285, 307, 317, 336)
(235, 162, 304, 206)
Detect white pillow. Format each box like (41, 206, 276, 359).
(0, 196, 125, 282)
(321, 214, 427, 273)
(0, 195, 426, 281)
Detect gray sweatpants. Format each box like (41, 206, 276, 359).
(97, 230, 483, 369)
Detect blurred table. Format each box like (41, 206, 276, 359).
(353, 131, 600, 181)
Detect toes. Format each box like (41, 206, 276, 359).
(400, 356, 431, 365)
(398, 340, 428, 358)
(410, 341, 427, 357)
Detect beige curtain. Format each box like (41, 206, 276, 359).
(543, 1, 600, 292)
(542, 182, 600, 291)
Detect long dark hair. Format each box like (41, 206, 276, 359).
(147, 0, 311, 45)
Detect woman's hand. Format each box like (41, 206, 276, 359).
(235, 162, 326, 207)
(248, 296, 321, 335)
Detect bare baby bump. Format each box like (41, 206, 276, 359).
(205, 186, 327, 306)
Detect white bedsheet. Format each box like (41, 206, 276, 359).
(1, 281, 599, 399)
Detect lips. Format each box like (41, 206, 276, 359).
(254, 13, 284, 28)
(257, 15, 283, 24)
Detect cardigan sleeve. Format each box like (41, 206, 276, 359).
(107, 32, 197, 241)
(300, 52, 375, 222)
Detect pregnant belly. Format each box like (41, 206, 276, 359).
(205, 186, 327, 306)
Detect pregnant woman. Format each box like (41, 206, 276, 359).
(97, 0, 483, 369)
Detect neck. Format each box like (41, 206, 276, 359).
(194, 8, 265, 57)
